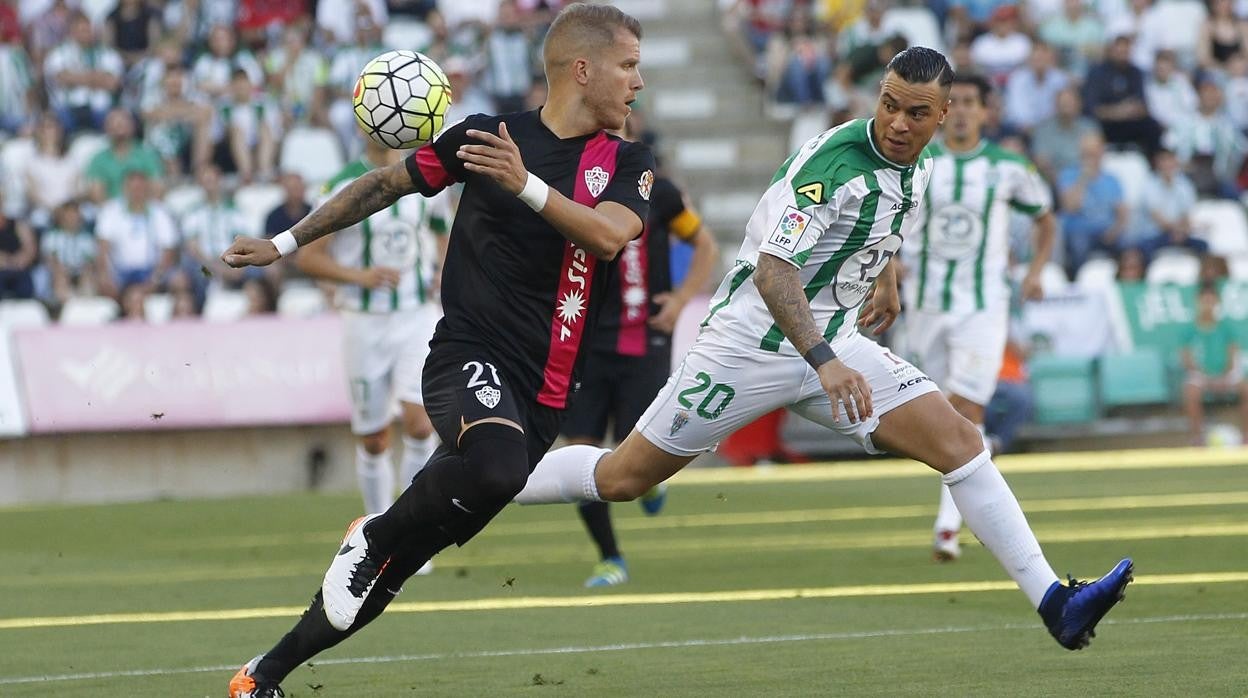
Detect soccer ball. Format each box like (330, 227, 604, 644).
(352, 50, 452, 149)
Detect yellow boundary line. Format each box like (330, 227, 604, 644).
(2, 572, 1245, 631)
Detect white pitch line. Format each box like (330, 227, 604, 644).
(1, 613, 1244, 687)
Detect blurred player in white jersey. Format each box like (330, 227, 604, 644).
(297, 139, 450, 539)
(901, 73, 1055, 561)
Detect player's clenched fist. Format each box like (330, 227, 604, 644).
(817, 359, 873, 424)
(222, 237, 280, 268)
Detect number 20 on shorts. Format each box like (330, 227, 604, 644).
(677, 371, 736, 419)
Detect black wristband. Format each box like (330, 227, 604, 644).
(802, 341, 837, 370)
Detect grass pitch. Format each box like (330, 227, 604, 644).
(1, 448, 1246, 696)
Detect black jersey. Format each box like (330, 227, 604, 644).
(404, 109, 655, 409)
(590, 176, 701, 356)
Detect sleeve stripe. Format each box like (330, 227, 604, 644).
(408, 146, 454, 192)
(669, 209, 701, 240)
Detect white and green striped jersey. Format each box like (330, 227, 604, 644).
(904, 139, 1050, 313)
(703, 119, 935, 355)
(182, 200, 250, 259)
(323, 158, 450, 313)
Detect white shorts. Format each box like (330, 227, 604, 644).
(342, 305, 439, 435)
(904, 307, 1008, 406)
(637, 330, 939, 457)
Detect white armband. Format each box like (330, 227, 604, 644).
(271, 230, 298, 257)
(517, 171, 549, 212)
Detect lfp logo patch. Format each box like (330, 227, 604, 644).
(767, 206, 810, 254)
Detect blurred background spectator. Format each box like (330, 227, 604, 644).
(94, 169, 177, 297)
(1181, 283, 1246, 445)
(1058, 131, 1128, 277)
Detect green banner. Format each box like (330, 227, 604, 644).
(1116, 281, 1248, 353)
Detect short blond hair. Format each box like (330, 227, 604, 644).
(542, 3, 642, 72)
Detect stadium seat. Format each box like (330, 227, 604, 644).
(234, 183, 285, 236)
(1190, 199, 1248, 256)
(143, 293, 175, 324)
(383, 19, 435, 53)
(1145, 249, 1200, 285)
(1075, 256, 1119, 293)
(279, 127, 345, 186)
(1098, 348, 1172, 407)
(1029, 355, 1099, 424)
(789, 110, 829, 154)
(163, 184, 205, 218)
(1228, 254, 1248, 281)
(1012, 261, 1069, 296)
(0, 299, 50, 329)
(1101, 150, 1150, 209)
(67, 132, 109, 171)
(881, 6, 946, 54)
(1146, 1, 1208, 66)
(59, 296, 120, 325)
(277, 285, 328, 318)
(1, 137, 35, 212)
(80, 0, 119, 26)
(202, 289, 250, 322)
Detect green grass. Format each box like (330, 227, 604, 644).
(1, 452, 1247, 696)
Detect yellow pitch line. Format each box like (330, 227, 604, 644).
(672, 447, 1248, 486)
(2, 572, 1246, 631)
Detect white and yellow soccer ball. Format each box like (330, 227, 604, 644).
(352, 50, 452, 149)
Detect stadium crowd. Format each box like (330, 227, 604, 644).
(0, 0, 564, 319)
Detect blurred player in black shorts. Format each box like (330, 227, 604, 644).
(222, 5, 655, 695)
(562, 120, 718, 587)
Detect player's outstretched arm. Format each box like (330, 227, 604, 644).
(222, 162, 418, 268)
(755, 252, 872, 423)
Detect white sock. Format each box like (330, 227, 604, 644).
(399, 433, 437, 486)
(356, 445, 395, 514)
(513, 445, 608, 504)
(943, 450, 1059, 608)
(932, 424, 988, 534)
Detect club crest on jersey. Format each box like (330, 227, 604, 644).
(767, 206, 809, 254)
(584, 166, 611, 198)
(637, 170, 654, 200)
(475, 385, 501, 409)
(670, 409, 690, 436)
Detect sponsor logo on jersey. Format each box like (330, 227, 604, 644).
(475, 385, 501, 408)
(796, 182, 823, 205)
(896, 376, 931, 392)
(556, 246, 591, 341)
(889, 200, 918, 213)
(767, 206, 809, 254)
(584, 166, 611, 198)
(670, 409, 690, 436)
(638, 170, 654, 200)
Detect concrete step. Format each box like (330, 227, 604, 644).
(667, 134, 788, 173)
(615, 0, 719, 23)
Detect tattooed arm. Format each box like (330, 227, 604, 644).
(222, 161, 417, 268)
(754, 252, 873, 423)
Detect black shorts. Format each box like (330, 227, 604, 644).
(560, 348, 672, 444)
(422, 338, 562, 469)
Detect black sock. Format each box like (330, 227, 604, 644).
(577, 501, 620, 560)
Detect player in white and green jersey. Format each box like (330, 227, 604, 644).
(517, 48, 1133, 652)
(297, 138, 450, 528)
(901, 74, 1056, 562)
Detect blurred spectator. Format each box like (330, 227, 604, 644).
(1057, 131, 1128, 278)
(182, 164, 250, 288)
(191, 24, 264, 103)
(133, 37, 186, 115)
(238, 0, 309, 47)
(837, 0, 889, 59)
(838, 33, 907, 92)
(27, 0, 72, 67)
(1135, 148, 1208, 260)
(970, 4, 1033, 87)
(318, 0, 388, 45)
(1002, 41, 1069, 132)
(44, 11, 124, 134)
(948, 0, 1015, 36)
(24, 114, 83, 228)
(1082, 30, 1162, 154)
(443, 56, 495, 124)
(1224, 52, 1248, 132)
(1196, 0, 1248, 74)
(264, 171, 310, 239)
(1102, 0, 1163, 72)
(119, 280, 148, 321)
(263, 22, 327, 127)
(1030, 86, 1100, 183)
(483, 0, 534, 114)
(1164, 77, 1247, 198)
(0, 26, 34, 135)
(1038, 0, 1103, 78)
(41, 200, 98, 306)
(172, 287, 199, 317)
(984, 330, 1034, 454)
(143, 63, 213, 179)
(327, 12, 386, 158)
(242, 275, 278, 314)
(85, 108, 164, 204)
(1115, 245, 1147, 281)
(0, 191, 36, 299)
(213, 68, 281, 183)
(164, 0, 238, 48)
(767, 4, 831, 106)
(1144, 49, 1199, 131)
(95, 169, 178, 295)
(950, 36, 974, 73)
(722, 0, 792, 79)
(1199, 253, 1230, 284)
(1181, 283, 1246, 446)
(103, 0, 160, 68)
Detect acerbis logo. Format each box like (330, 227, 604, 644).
(896, 376, 931, 392)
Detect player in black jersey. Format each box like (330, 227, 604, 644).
(222, 5, 653, 696)
(562, 122, 719, 587)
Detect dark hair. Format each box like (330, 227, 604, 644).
(885, 46, 955, 89)
(1198, 281, 1219, 297)
(952, 72, 992, 104)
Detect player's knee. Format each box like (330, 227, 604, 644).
(597, 477, 648, 502)
(943, 417, 986, 466)
(461, 422, 529, 505)
(360, 430, 390, 455)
